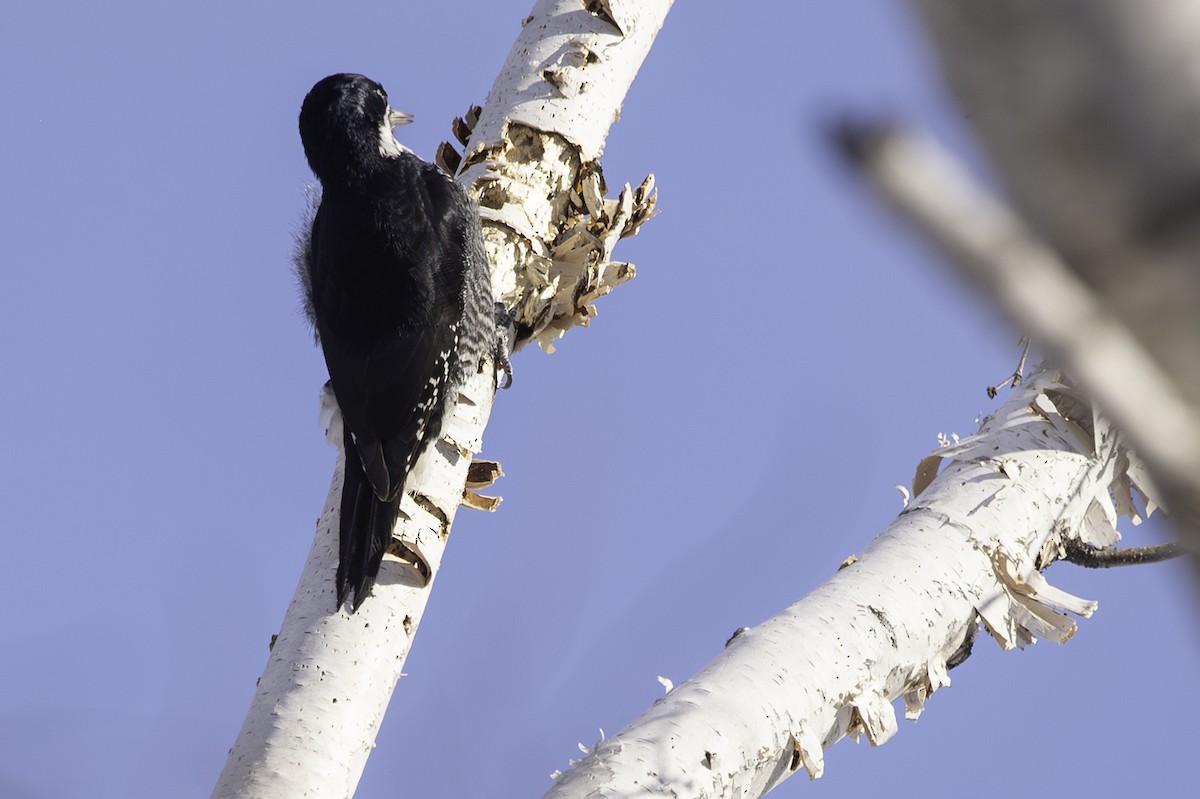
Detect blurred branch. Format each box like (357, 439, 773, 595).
(835, 122, 1200, 555)
(906, 0, 1200, 555)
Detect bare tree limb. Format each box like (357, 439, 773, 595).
(212, 2, 670, 796)
(543, 367, 1153, 796)
(1061, 539, 1183, 568)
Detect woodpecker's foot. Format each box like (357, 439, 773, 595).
(497, 352, 513, 390)
(494, 302, 515, 390)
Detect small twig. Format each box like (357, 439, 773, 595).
(1061, 538, 1184, 568)
(987, 336, 1031, 399)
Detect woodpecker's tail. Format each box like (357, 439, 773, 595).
(336, 426, 401, 612)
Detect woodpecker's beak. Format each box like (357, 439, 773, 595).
(388, 108, 414, 128)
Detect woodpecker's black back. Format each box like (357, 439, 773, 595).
(297, 73, 499, 611)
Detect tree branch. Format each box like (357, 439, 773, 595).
(543, 367, 1150, 796)
(1061, 539, 1183, 568)
(212, 2, 670, 796)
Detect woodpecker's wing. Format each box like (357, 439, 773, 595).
(322, 312, 457, 501)
(309, 155, 473, 503)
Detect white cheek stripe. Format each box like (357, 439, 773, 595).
(379, 118, 412, 157)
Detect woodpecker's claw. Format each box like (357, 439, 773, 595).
(498, 354, 513, 390)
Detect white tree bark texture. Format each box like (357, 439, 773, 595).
(909, 0, 1200, 551)
(544, 367, 1155, 798)
(211, 1, 670, 797)
(459, 0, 662, 353)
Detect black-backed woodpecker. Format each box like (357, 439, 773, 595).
(297, 73, 507, 612)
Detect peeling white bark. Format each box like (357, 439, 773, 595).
(212, 1, 670, 797)
(212, 377, 491, 799)
(543, 368, 1153, 797)
(459, 0, 665, 352)
(469, 0, 662, 164)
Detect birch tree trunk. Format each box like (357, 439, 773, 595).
(212, 2, 668, 796)
(542, 366, 1154, 797)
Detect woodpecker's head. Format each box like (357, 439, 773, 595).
(299, 73, 414, 182)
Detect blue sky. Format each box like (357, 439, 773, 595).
(3, 2, 1196, 798)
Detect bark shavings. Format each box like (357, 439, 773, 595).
(435, 142, 461, 175)
(462, 457, 504, 511)
(724, 626, 750, 647)
(383, 538, 432, 586)
(901, 655, 950, 721)
(461, 489, 502, 512)
(927, 369, 1166, 652)
(541, 39, 605, 99)
(465, 458, 504, 489)
(911, 453, 942, 498)
(789, 726, 825, 780)
(439, 105, 484, 177)
(463, 123, 656, 353)
(583, 0, 625, 35)
(452, 105, 482, 147)
(847, 691, 898, 747)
